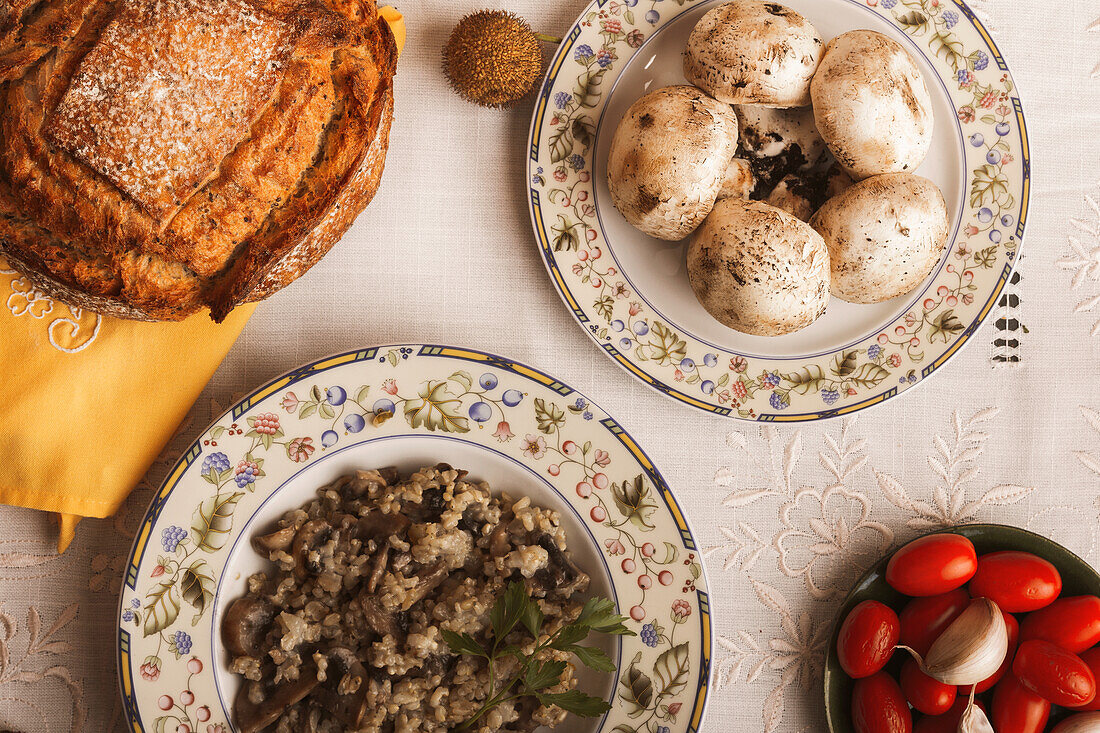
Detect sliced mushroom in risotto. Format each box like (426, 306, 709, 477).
(222, 465, 591, 732)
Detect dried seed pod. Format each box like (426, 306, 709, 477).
(443, 10, 550, 108)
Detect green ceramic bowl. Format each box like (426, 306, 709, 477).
(824, 524, 1100, 732)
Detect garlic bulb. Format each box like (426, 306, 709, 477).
(922, 598, 1008, 685)
(1053, 712, 1100, 732)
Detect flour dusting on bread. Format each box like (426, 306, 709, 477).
(45, 0, 296, 224)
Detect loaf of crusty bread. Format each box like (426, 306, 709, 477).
(0, 0, 397, 321)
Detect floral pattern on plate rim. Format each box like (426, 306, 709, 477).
(527, 0, 1029, 421)
(117, 345, 711, 733)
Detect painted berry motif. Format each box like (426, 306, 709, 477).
(199, 453, 229, 476)
(233, 460, 259, 488)
(140, 657, 160, 681)
(161, 526, 187, 552)
(250, 413, 280, 435)
(171, 631, 192, 656)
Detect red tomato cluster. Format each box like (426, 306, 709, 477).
(837, 534, 1100, 732)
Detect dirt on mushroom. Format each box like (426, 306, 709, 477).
(607, 85, 739, 240)
(810, 172, 948, 303)
(687, 198, 831, 335)
(683, 0, 823, 108)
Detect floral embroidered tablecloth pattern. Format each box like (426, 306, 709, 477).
(0, 0, 1098, 730)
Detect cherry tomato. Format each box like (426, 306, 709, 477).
(968, 609, 1018, 695)
(1054, 712, 1100, 731)
(968, 551, 1062, 612)
(991, 674, 1051, 733)
(1020, 596, 1100, 653)
(1069, 647, 1100, 711)
(838, 600, 900, 678)
(886, 534, 977, 596)
(1013, 639, 1097, 707)
(913, 698, 986, 733)
(852, 671, 912, 733)
(900, 657, 956, 715)
(899, 589, 970, 656)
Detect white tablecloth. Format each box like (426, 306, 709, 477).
(1, 1, 1099, 730)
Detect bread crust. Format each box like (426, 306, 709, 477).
(0, 0, 396, 321)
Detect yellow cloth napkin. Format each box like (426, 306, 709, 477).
(380, 5, 406, 51)
(0, 258, 257, 551)
(0, 7, 405, 552)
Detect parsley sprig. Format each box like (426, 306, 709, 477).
(442, 582, 635, 730)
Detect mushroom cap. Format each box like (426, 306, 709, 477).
(736, 104, 826, 166)
(766, 174, 816, 221)
(810, 29, 934, 180)
(683, 1, 823, 107)
(735, 105, 828, 197)
(688, 198, 830, 336)
(607, 85, 739, 240)
(763, 164, 854, 221)
(718, 158, 756, 200)
(810, 172, 948, 303)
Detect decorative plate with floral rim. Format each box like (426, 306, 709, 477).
(527, 0, 1029, 421)
(116, 345, 711, 733)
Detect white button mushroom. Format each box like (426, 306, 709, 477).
(734, 104, 828, 198)
(765, 163, 853, 221)
(810, 29, 934, 180)
(765, 175, 816, 221)
(809, 173, 949, 303)
(736, 104, 826, 171)
(687, 198, 830, 336)
(683, 1, 824, 108)
(719, 158, 756, 200)
(606, 85, 740, 240)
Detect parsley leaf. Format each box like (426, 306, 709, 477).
(535, 689, 613, 718)
(448, 582, 633, 729)
(549, 623, 589, 649)
(563, 644, 615, 673)
(490, 581, 530, 643)
(441, 629, 486, 658)
(577, 597, 616, 626)
(576, 596, 635, 636)
(525, 659, 568, 691)
(521, 599, 544, 637)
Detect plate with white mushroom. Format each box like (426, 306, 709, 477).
(526, 0, 1029, 421)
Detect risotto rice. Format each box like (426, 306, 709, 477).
(222, 465, 592, 733)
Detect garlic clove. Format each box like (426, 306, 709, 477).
(958, 690, 994, 733)
(923, 598, 1008, 686)
(1053, 712, 1100, 733)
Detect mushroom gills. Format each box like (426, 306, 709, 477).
(292, 519, 334, 579)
